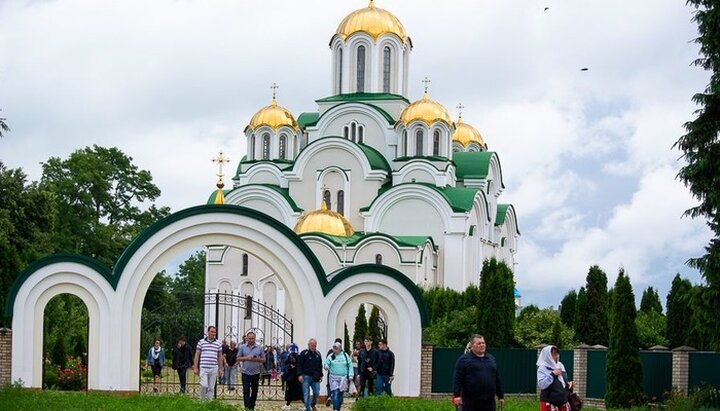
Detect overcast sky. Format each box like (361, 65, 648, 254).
(0, 0, 713, 309)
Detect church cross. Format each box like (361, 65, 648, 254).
(422, 77, 431, 93)
(456, 103, 465, 119)
(212, 150, 231, 179)
(271, 82, 279, 100)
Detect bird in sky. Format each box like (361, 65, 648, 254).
(580, 67, 589, 71)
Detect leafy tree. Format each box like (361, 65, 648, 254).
(676, 0, 720, 352)
(0, 162, 57, 326)
(635, 310, 668, 349)
(368, 305, 382, 346)
(559, 290, 577, 328)
(344, 322, 351, 353)
(606, 269, 644, 409)
(580, 266, 609, 346)
(666, 274, 694, 348)
(477, 258, 515, 347)
(40, 145, 170, 266)
(514, 307, 574, 349)
(574, 287, 588, 344)
(352, 304, 368, 343)
(640, 286, 663, 314)
(44, 294, 88, 369)
(0, 109, 9, 137)
(423, 306, 478, 348)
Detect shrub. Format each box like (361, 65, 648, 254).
(54, 357, 87, 391)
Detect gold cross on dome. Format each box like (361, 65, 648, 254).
(212, 150, 231, 179)
(456, 103, 465, 119)
(422, 77, 431, 93)
(270, 82, 279, 100)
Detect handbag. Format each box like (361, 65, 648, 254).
(568, 392, 583, 411)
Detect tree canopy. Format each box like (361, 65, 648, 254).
(559, 290, 577, 328)
(639, 286, 663, 314)
(666, 274, 694, 348)
(477, 258, 515, 347)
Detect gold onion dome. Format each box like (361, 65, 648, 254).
(399, 92, 452, 126)
(248, 97, 298, 131)
(294, 201, 355, 237)
(335, 0, 408, 41)
(452, 117, 487, 148)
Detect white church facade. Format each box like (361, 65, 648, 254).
(205, 0, 520, 342)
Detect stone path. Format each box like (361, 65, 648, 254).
(224, 400, 354, 410)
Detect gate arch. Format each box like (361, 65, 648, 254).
(5, 205, 428, 395)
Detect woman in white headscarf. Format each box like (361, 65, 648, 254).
(537, 345, 572, 411)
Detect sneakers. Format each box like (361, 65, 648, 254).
(325, 398, 332, 407)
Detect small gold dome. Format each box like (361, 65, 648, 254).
(398, 92, 452, 126)
(294, 202, 355, 237)
(248, 98, 298, 131)
(335, 0, 408, 41)
(452, 118, 487, 149)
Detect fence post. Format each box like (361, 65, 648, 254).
(420, 344, 433, 398)
(671, 345, 695, 395)
(573, 344, 591, 400)
(0, 328, 11, 386)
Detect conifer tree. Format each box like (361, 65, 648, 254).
(640, 286, 663, 314)
(606, 269, 644, 409)
(666, 274, 693, 348)
(344, 322, 351, 353)
(477, 258, 515, 347)
(368, 305, 383, 346)
(583, 265, 609, 346)
(352, 304, 368, 343)
(559, 290, 577, 328)
(574, 287, 589, 344)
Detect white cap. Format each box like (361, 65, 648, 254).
(332, 342, 342, 349)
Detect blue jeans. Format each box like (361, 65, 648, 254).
(330, 388, 344, 410)
(375, 374, 392, 396)
(301, 375, 320, 411)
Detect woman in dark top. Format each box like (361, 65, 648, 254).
(282, 347, 303, 408)
(537, 345, 572, 411)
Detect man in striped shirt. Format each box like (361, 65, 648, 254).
(193, 325, 225, 401)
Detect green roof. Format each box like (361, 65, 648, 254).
(360, 182, 480, 213)
(394, 155, 451, 162)
(239, 158, 295, 165)
(452, 151, 493, 180)
(316, 93, 409, 104)
(357, 143, 392, 173)
(495, 204, 520, 234)
(206, 184, 303, 212)
(298, 112, 320, 127)
(300, 231, 434, 249)
(314, 101, 395, 125)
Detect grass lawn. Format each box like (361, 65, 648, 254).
(351, 395, 606, 411)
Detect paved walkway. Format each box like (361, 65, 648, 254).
(226, 400, 354, 410)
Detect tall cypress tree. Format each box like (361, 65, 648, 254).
(352, 304, 368, 343)
(584, 265, 609, 346)
(606, 269, 644, 408)
(559, 290, 577, 328)
(368, 305, 382, 345)
(477, 258, 515, 347)
(574, 287, 588, 343)
(344, 322, 351, 353)
(666, 274, 693, 348)
(640, 286, 663, 314)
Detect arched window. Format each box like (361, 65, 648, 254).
(356, 45, 366, 92)
(351, 123, 357, 142)
(262, 133, 271, 160)
(323, 190, 331, 209)
(358, 126, 364, 144)
(242, 253, 249, 276)
(402, 130, 408, 157)
(250, 134, 256, 160)
(343, 126, 349, 139)
(382, 46, 391, 93)
(337, 48, 343, 93)
(433, 130, 440, 156)
(375, 254, 383, 265)
(337, 190, 345, 216)
(415, 130, 424, 156)
(279, 134, 287, 160)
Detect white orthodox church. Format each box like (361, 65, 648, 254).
(204, 0, 520, 340)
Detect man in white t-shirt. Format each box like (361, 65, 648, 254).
(193, 325, 225, 401)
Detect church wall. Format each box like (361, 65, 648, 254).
(245, 169, 283, 186)
(305, 241, 342, 274)
(353, 241, 401, 267)
(234, 198, 286, 225)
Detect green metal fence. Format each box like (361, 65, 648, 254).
(431, 347, 538, 394)
(586, 350, 607, 399)
(560, 350, 574, 381)
(689, 352, 720, 390)
(639, 351, 672, 400)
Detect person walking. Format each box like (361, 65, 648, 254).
(224, 339, 240, 391)
(375, 339, 395, 396)
(324, 338, 342, 407)
(172, 336, 192, 393)
(193, 326, 225, 401)
(281, 343, 303, 410)
(324, 341, 353, 411)
(452, 334, 504, 411)
(297, 338, 323, 411)
(238, 331, 265, 410)
(351, 339, 361, 395)
(537, 345, 572, 411)
(358, 336, 378, 397)
(145, 339, 165, 393)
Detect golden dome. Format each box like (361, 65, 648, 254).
(452, 118, 487, 149)
(248, 98, 298, 131)
(335, 0, 408, 41)
(294, 201, 355, 237)
(398, 92, 452, 126)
